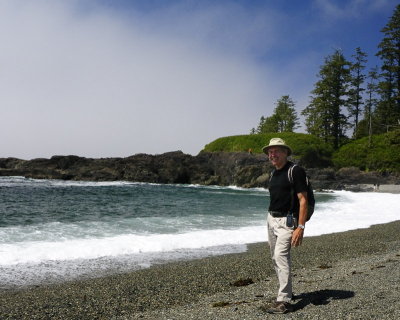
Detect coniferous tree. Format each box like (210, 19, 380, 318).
(302, 50, 351, 149)
(354, 67, 380, 140)
(348, 47, 367, 136)
(259, 114, 280, 133)
(256, 116, 266, 133)
(256, 95, 299, 133)
(366, 67, 380, 144)
(376, 4, 400, 132)
(273, 95, 300, 132)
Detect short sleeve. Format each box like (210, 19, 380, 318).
(292, 165, 308, 194)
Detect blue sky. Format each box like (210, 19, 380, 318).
(0, 0, 397, 159)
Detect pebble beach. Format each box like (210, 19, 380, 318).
(1, 220, 399, 320)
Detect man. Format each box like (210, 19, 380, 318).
(262, 138, 308, 314)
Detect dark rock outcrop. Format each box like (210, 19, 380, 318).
(0, 152, 399, 190)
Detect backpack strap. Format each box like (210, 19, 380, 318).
(288, 164, 297, 184)
(287, 164, 296, 214)
(269, 168, 276, 182)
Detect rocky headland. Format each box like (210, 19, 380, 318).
(0, 151, 399, 191)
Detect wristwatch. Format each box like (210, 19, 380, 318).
(298, 224, 305, 230)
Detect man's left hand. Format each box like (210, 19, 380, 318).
(291, 228, 304, 247)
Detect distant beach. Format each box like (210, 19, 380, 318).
(1, 220, 399, 319)
(374, 184, 400, 193)
(341, 183, 400, 193)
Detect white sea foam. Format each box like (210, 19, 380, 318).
(306, 191, 399, 236)
(0, 177, 267, 191)
(0, 226, 267, 266)
(0, 176, 157, 188)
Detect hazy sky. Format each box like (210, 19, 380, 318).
(1, 0, 397, 159)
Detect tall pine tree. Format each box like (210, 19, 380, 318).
(348, 47, 367, 136)
(302, 50, 351, 149)
(366, 67, 380, 145)
(376, 4, 400, 132)
(256, 95, 299, 133)
(273, 95, 300, 132)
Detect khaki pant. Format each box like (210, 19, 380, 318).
(267, 213, 294, 302)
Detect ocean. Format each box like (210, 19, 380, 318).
(0, 176, 398, 289)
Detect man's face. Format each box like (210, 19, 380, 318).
(268, 146, 288, 169)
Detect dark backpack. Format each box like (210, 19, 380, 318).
(288, 164, 315, 221)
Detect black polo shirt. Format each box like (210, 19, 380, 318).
(268, 161, 308, 215)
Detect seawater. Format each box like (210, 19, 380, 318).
(0, 176, 398, 288)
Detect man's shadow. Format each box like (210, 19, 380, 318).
(293, 289, 355, 311)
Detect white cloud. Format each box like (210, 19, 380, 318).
(0, 0, 281, 159)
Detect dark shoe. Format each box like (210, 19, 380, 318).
(266, 301, 293, 314)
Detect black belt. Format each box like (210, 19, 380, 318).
(269, 211, 289, 218)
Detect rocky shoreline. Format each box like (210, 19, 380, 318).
(1, 151, 399, 190)
(0, 221, 399, 319)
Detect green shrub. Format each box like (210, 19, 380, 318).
(332, 130, 400, 172)
(202, 132, 333, 168)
